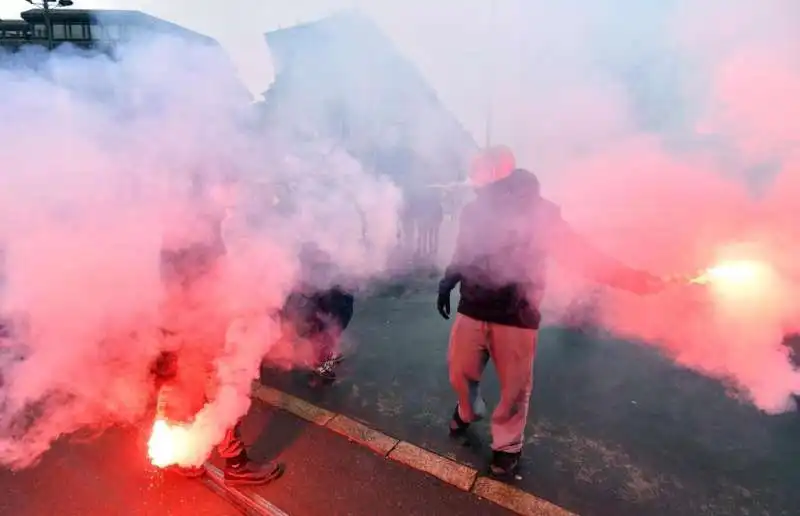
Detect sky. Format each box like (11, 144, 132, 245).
(1, 0, 796, 183)
(0, 0, 503, 143)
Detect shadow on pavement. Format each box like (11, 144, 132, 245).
(239, 405, 514, 516)
(238, 402, 307, 465)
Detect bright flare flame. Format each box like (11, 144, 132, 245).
(688, 259, 782, 315)
(690, 259, 770, 287)
(147, 418, 192, 468)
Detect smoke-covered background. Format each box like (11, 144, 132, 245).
(0, 0, 798, 470)
(0, 23, 400, 468)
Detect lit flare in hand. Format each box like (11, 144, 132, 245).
(683, 258, 782, 314)
(689, 260, 770, 286)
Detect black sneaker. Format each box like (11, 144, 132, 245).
(488, 451, 521, 479)
(328, 352, 345, 365)
(449, 406, 470, 437)
(224, 460, 285, 486)
(313, 359, 337, 381)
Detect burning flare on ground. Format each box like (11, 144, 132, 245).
(148, 385, 199, 468)
(147, 418, 194, 468)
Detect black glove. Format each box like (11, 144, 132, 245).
(437, 290, 451, 320)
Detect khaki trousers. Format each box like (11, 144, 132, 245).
(447, 314, 537, 453)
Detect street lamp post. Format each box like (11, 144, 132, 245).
(24, 0, 74, 50)
(484, 0, 497, 147)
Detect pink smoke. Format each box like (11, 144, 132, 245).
(0, 30, 401, 470)
(522, 0, 800, 412)
(1, 0, 799, 473)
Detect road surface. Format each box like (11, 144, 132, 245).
(236, 403, 512, 516)
(0, 426, 240, 516)
(0, 397, 509, 515)
(262, 286, 800, 516)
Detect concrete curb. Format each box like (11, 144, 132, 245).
(251, 384, 577, 516)
(203, 463, 290, 516)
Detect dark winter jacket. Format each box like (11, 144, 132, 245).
(439, 169, 648, 329)
(282, 243, 355, 337)
(282, 286, 355, 338)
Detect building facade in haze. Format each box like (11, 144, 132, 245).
(261, 10, 477, 268)
(0, 8, 216, 53)
(261, 10, 476, 190)
(0, 8, 250, 104)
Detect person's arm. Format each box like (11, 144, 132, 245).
(547, 210, 661, 294)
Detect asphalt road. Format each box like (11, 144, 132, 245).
(262, 286, 800, 516)
(0, 426, 240, 516)
(234, 403, 513, 516)
(0, 397, 509, 516)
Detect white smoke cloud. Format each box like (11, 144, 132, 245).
(0, 28, 401, 469)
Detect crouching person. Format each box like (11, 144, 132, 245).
(153, 178, 284, 485)
(281, 243, 355, 381)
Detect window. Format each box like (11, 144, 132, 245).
(33, 24, 47, 38)
(68, 23, 87, 40)
(6, 29, 31, 39)
(51, 23, 66, 40)
(89, 24, 103, 40)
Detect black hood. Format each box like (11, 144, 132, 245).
(479, 168, 540, 204)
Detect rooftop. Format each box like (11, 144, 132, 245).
(264, 10, 476, 149)
(262, 10, 476, 186)
(0, 20, 29, 29)
(0, 8, 218, 46)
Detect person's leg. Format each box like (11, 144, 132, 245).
(217, 419, 285, 485)
(216, 423, 245, 465)
(418, 225, 426, 257)
(312, 291, 355, 379)
(336, 293, 355, 331)
(486, 323, 537, 477)
(447, 314, 490, 435)
(415, 223, 426, 259)
(155, 352, 207, 479)
(311, 326, 339, 381)
(327, 292, 354, 364)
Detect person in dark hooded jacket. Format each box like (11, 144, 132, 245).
(437, 146, 665, 478)
(281, 242, 355, 381)
(154, 180, 284, 485)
